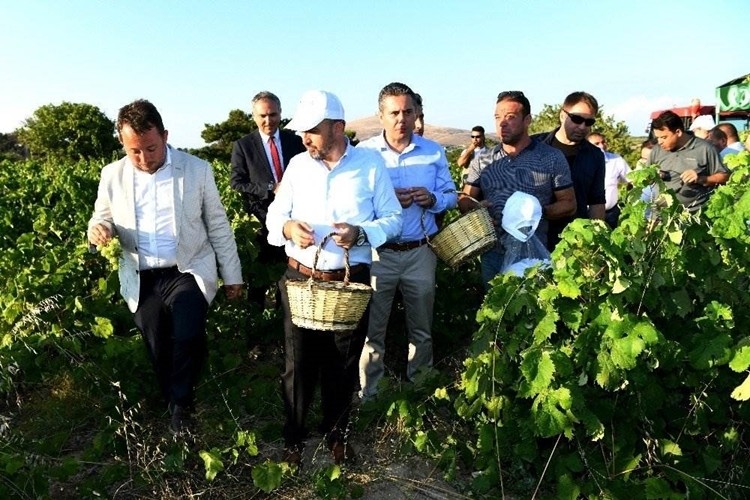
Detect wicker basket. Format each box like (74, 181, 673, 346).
(429, 195, 497, 267)
(286, 233, 373, 331)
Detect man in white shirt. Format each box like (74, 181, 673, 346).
(357, 82, 457, 401)
(88, 100, 243, 434)
(266, 90, 402, 467)
(716, 123, 745, 160)
(587, 133, 631, 228)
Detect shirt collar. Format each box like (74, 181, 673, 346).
(377, 130, 418, 153)
(259, 129, 280, 143)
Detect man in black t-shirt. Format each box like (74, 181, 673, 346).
(532, 91, 605, 251)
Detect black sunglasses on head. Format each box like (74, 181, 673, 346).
(563, 109, 595, 127)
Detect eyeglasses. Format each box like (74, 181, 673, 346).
(471, 135, 482, 139)
(563, 109, 596, 127)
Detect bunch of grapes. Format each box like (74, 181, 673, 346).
(97, 238, 122, 270)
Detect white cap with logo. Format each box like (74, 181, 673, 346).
(286, 90, 345, 132)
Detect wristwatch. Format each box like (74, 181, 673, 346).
(356, 226, 368, 246)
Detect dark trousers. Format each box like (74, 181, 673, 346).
(133, 267, 209, 409)
(247, 228, 287, 310)
(605, 205, 621, 229)
(278, 265, 370, 448)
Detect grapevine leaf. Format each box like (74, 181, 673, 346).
(199, 449, 224, 481)
(557, 277, 581, 299)
(729, 346, 750, 372)
(689, 333, 733, 369)
(557, 473, 581, 499)
(612, 277, 628, 294)
(659, 439, 682, 457)
(668, 229, 683, 244)
(251, 460, 284, 493)
(533, 310, 558, 344)
(730, 373, 750, 401)
(520, 349, 555, 396)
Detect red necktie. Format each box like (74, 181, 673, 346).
(269, 136, 283, 182)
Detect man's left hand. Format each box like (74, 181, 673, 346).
(680, 169, 700, 184)
(224, 283, 244, 301)
(411, 187, 436, 208)
(332, 222, 358, 249)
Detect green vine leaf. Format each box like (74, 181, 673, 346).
(251, 460, 284, 493)
(730, 373, 750, 401)
(729, 345, 750, 372)
(520, 349, 555, 396)
(199, 449, 224, 481)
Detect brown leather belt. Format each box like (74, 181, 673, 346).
(380, 238, 429, 252)
(287, 257, 366, 282)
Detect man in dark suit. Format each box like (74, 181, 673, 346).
(230, 91, 306, 310)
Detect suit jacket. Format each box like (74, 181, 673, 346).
(230, 129, 305, 224)
(88, 147, 243, 312)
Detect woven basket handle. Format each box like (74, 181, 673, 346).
(458, 191, 484, 209)
(311, 231, 351, 285)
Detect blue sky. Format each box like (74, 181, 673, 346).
(2, 1, 747, 148)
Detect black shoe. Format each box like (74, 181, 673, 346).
(169, 404, 190, 435)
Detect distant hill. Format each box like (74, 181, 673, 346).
(346, 115, 495, 148)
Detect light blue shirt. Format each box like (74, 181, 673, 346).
(357, 133, 457, 242)
(266, 141, 402, 270)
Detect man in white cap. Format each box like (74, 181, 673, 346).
(266, 90, 402, 467)
(689, 114, 716, 140)
(357, 82, 457, 401)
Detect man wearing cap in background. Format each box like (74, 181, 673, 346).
(357, 82, 457, 401)
(533, 91, 605, 251)
(230, 92, 306, 312)
(689, 114, 716, 140)
(460, 90, 575, 285)
(266, 90, 402, 467)
(649, 110, 728, 212)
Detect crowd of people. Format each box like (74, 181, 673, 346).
(86, 85, 745, 469)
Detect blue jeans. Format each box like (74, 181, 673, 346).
(480, 247, 504, 289)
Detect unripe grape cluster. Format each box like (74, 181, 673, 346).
(97, 238, 122, 270)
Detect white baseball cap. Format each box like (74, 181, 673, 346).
(689, 114, 715, 131)
(502, 191, 542, 242)
(286, 90, 345, 132)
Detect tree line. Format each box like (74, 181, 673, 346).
(3, 101, 639, 165)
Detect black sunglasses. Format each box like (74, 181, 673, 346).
(563, 109, 595, 127)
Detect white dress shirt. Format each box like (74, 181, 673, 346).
(603, 151, 630, 210)
(266, 142, 402, 270)
(132, 147, 178, 270)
